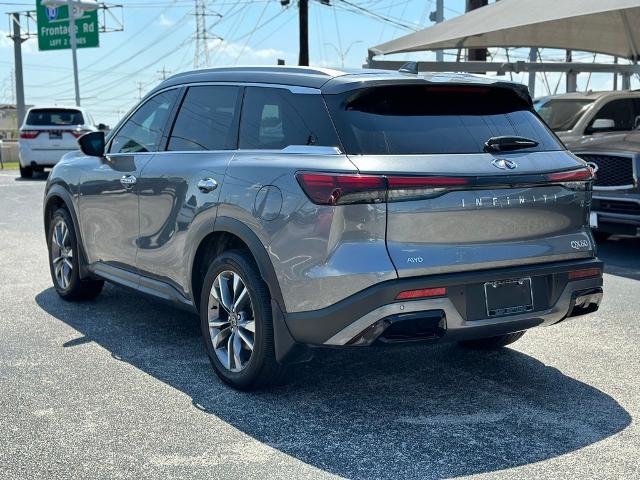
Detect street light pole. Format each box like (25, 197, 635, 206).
(68, 0, 81, 106)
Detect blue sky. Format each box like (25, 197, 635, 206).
(1, 0, 637, 126)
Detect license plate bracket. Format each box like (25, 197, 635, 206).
(484, 277, 533, 318)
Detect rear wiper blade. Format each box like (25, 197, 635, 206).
(483, 136, 539, 153)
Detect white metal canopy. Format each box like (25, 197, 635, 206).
(370, 0, 640, 61)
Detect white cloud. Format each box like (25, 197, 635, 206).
(156, 14, 174, 27)
(0, 31, 12, 49)
(208, 39, 288, 63)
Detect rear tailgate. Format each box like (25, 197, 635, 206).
(348, 151, 594, 277)
(324, 82, 595, 278)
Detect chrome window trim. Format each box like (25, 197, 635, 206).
(574, 150, 638, 191)
(153, 145, 343, 156)
(177, 81, 321, 95)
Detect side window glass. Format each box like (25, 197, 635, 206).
(109, 89, 178, 154)
(168, 85, 240, 151)
(588, 99, 635, 132)
(239, 87, 339, 150)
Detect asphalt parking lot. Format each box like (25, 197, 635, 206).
(0, 170, 638, 480)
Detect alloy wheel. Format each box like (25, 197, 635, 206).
(208, 270, 256, 372)
(51, 219, 74, 290)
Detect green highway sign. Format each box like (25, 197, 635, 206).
(36, 1, 99, 51)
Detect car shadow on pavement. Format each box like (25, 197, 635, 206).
(597, 236, 640, 281)
(36, 285, 631, 480)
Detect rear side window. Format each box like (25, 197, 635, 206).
(239, 87, 340, 150)
(325, 85, 563, 155)
(168, 85, 240, 151)
(26, 108, 84, 126)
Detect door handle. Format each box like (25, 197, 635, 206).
(120, 175, 137, 188)
(197, 177, 218, 193)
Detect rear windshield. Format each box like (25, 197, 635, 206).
(534, 98, 594, 131)
(26, 108, 84, 126)
(324, 85, 563, 155)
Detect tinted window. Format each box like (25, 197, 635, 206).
(110, 89, 178, 154)
(168, 85, 240, 151)
(534, 98, 594, 131)
(26, 108, 84, 126)
(588, 99, 635, 132)
(239, 87, 339, 150)
(325, 85, 563, 155)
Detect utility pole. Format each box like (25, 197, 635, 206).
(429, 0, 444, 62)
(465, 0, 487, 61)
(298, 0, 309, 66)
(137, 82, 145, 100)
(157, 66, 171, 81)
(10, 13, 27, 126)
(194, 0, 222, 69)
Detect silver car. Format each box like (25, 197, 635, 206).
(44, 67, 603, 390)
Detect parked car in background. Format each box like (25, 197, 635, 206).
(571, 132, 640, 240)
(18, 106, 107, 178)
(534, 91, 640, 239)
(44, 67, 603, 390)
(534, 90, 640, 149)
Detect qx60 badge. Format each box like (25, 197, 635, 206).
(492, 158, 518, 170)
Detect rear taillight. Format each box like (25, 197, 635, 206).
(297, 168, 592, 206)
(387, 176, 470, 201)
(296, 173, 470, 206)
(568, 268, 602, 280)
(546, 168, 593, 183)
(70, 130, 90, 138)
(296, 173, 386, 205)
(20, 130, 40, 139)
(395, 287, 447, 300)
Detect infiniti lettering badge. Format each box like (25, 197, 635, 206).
(492, 158, 518, 170)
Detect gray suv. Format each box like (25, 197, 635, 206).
(44, 67, 603, 390)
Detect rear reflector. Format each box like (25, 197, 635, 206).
(19, 130, 40, 139)
(546, 168, 593, 183)
(568, 268, 602, 280)
(395, 287, 447, 300)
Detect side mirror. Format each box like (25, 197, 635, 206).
(78, 131, 105, 157)
(589, 118, 615, 133)
(97, 123, 109, 131)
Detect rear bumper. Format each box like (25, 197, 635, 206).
(283, 258, 603, 348)
(19, 147, 75, 167)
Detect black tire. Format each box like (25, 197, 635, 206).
(458, 331, 526, 349)
(593, 231, 611, 242)
(199, 250, 289, 390)
(48, 208, 104, 301)
(19, 165, 33, 178)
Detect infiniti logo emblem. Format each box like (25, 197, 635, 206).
(492, 158, 518, 170)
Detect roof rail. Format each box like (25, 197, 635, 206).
(166, 65, 344, 82)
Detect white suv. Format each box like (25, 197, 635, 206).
(18, 106, 102, 178)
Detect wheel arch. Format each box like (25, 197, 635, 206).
(43, 187, 91, 279)
(190, 216, 285, 312)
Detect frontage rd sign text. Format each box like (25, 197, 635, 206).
(36, 1, 99, 51)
